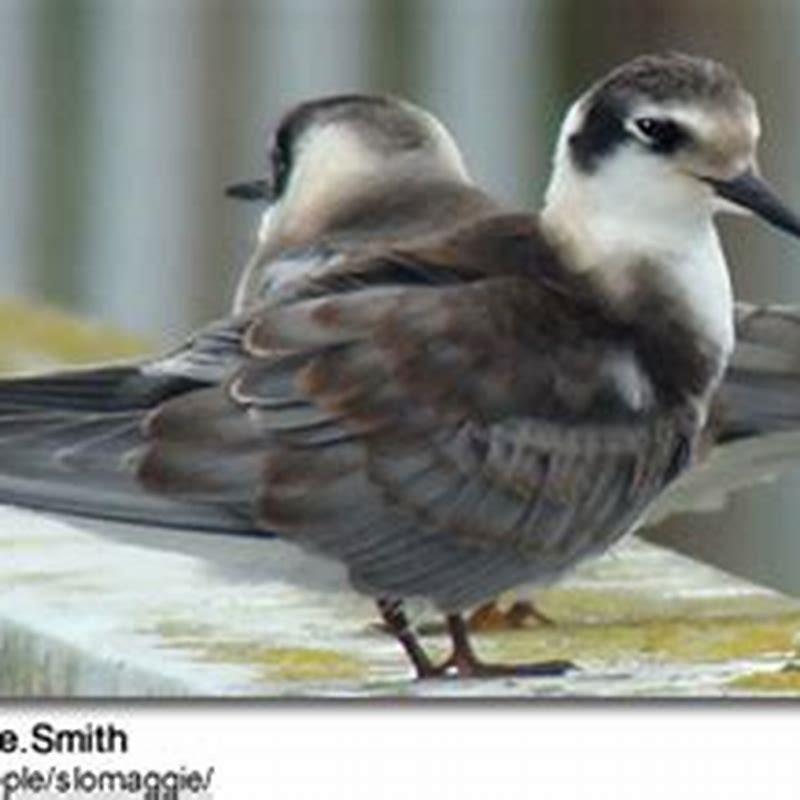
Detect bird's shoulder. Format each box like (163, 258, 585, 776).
(227, 213, 665, 430)
(259, 211, 610, 322)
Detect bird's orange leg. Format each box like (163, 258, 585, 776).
(468, 599, 555, 632)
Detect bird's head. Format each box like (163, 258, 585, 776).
(544, 52, 800, 242)
(227, 94, 471, 246)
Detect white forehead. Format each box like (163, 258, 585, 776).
(551, 99, 586, 171)
(560, 98, 588, 138)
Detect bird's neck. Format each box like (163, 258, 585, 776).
(541, 169, 734, 394)
(233, 180, 495, 313)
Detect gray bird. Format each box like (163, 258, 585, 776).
(2, 55, 800, 678)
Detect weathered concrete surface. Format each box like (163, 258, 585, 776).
(1, 507, 800, 698)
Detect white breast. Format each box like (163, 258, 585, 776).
(543, 147, 735, 371)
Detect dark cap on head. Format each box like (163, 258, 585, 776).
(594, 52, 747, 107)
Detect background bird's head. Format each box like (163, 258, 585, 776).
(228, 94, 472, 247)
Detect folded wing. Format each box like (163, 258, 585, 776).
(141, 221, 695, 609)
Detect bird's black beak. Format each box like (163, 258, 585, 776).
(225, 179, 270, 202)
(706, 168, 800, 239)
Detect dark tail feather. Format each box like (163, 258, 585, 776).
(0, 365, 202, 412)
(0, 364, 261, 537)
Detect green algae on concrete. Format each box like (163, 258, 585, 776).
(531, 585, 798, 627)
(198, 643, 366, 683)
(145, 619, 218, 644)
(729, 664, 800, 694)
(474, 613, 800, 671)
(0, 297, 149, 372)
(143, 619, 368, 683)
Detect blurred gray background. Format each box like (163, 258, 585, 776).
(2, 0, 800, 591)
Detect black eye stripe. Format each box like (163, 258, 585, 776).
(569, 95, 628, 174)
(633, 117, 688, 154)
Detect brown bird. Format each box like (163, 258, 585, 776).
(1, 54, 800, 679)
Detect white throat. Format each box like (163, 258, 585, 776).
(541, 107, 734, 366)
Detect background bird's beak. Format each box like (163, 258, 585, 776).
(225, 179, 270, 201)
(706, 169, 800, 239)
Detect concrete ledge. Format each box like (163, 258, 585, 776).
(1, 505, 800, 698)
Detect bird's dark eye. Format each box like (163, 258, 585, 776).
(268, 128, 292, 199)
(633, 117, 687, 153)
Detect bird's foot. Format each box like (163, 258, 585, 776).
(420, 648, 575, 680)
(468, 600, 555, 632)
(448, 657, 576, 679)
(415, 613, 576, 680)
(377, 599, 575, 681)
